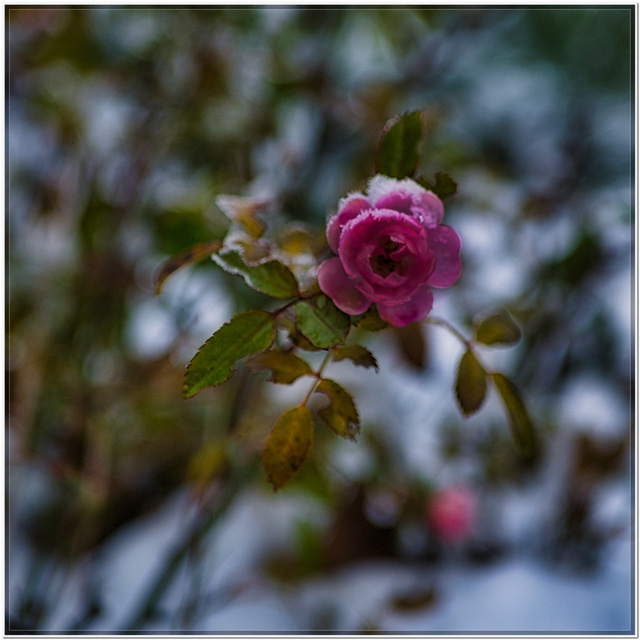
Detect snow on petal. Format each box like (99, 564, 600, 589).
(326, 193, 372, 253)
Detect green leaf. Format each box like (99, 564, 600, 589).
(263, 406, 314, 491)
(154, 240, 222, 295)
(315, 378, 360, 441)
(213, 249, 299, 299)
(331, 345, 379, 372)
(294, 296, 350, 348)
(375, 111, 423, 179)
(351, 305, 388, 332)
(246, 351, 314, 384)
(474, 310, 522, 346)
(455, 350, 487, 416)
(417, 172, 458, 200)
(290, 330, 323, 352)
(492, 372, 537, 457)
(183, 310, 276, 398)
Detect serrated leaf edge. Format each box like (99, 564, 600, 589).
(331, 344, 379, 372)
(315, 378, 360, 441)
(212, 249, 299, 299)
(183, 310, 275, 398)
(376, 110, 423, 178)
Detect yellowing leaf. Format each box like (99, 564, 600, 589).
(246, 351, 314, 384)
(474, 310, 522, 346)
(278, 224, 324, 257)
(352, 305, 388, 332)
(232, 237, 273, 265)
(331, 344, 379, 372)
(455, 350, 487, 416)
(492, 372, 537, 458)
(315, 378, 360, 441)
(216, 195, 269, 238)
(154, 240, 222, 294)
(263, 406, 314, 491)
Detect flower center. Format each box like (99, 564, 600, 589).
(370, 238, 404, 278)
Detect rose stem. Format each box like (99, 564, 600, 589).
(300, 351, 332, 407)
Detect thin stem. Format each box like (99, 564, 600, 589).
(271, 290, 323, 318)
(300, 351, 332, 407)
(426, 315, 498, 376)
(425, 315, 472, 349)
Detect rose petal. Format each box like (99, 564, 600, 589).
(411, 190, 444, 228)
(377, 282, 434, 327)
(317, 257, 371, 315)
(339, 209, 432, 304)
(326, 193, 371, 253)
(375, 191, 414, 216)
(368, 175, 444, 228)
(426, 225, 462, 288)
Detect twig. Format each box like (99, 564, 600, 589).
(425, 315, 472, 348)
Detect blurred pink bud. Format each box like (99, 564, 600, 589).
(426, 486, 477, 542)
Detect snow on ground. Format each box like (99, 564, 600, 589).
(23, 471, 626, 634)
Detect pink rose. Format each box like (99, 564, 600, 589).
(317, 175, 461, 327)
(426, 486, 477, 542)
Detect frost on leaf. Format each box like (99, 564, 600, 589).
(216, 194, 269, 238)
(213, 249, 299, 299)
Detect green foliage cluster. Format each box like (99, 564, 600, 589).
(164, 112, 535, 490)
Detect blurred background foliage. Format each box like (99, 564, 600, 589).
(6, 5, 634, 633)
